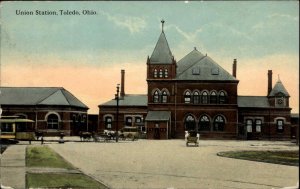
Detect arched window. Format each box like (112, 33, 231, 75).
(185, 115, 196, 131)
(199, 115, 210, 131)
(153, 90, 160, 103)
(213, 115, 225, 131)
(219, 91, 226, 104)
(193, 91, 200, 104)
(105, 116, 113, 129)
(184, 91, 191, 103)
(210, 91, 217, 104)
(162, 91, 168, 103)
(153, 69, 158, 78)
(164, 69, 168, 78)
(47, 114, 59, 130)
(202, 91, 208, 104)
(159, 69, 163, 78)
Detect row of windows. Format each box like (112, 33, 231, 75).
(104, 115, 143, 129)
(184, 90, 227, 104)
(245, 119, 285, 133)
(11, 113, 86, 130)
(152, 89, 227, 104)
(184, 114, 226, 132)
(153, 68, 168, 78)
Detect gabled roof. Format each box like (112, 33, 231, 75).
(238, 96, 270, 108)
(99, 94, 147, 107)
(145, 111, 171, 121)
(0, 87, 88, 109)
(149, 32, 173, 64)
(268, 80, 290, 97)
(176, 49, 237, 81)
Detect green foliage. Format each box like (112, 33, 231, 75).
(26, 173, 108, 189)
(26, 146, 74, 169)
(218, 150, 299, 166)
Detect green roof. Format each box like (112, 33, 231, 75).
(176, 49, 237, 81)
(238, 96, 270, 108)
(100, 94, 147, 107)
(149, 32, 173, 64)
(0, 87, 88, 109)
(269, 80, 290, 97)
(145, 111, 171, 121)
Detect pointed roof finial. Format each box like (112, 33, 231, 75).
(161, 19, 165, 32)
(278, 74, 281, 82)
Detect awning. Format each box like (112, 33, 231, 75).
(145, 111, 171, 121)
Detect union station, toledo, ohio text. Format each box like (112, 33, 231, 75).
(16, 10, 97, 16)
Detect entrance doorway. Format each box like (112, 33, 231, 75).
(154, 128, 160, 139)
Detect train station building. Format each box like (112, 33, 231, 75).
(99, 21, 295, 140)
(0, 87, 89, 136)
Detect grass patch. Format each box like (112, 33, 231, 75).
(218, 150, 299, 166)
(26, 173, 108, 189)
(26, 146, 74, 169)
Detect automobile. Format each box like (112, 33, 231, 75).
(119, 126, 139, 140)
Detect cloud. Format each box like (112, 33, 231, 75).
(99, 11, 146, 34)
(166, 24, 203, 43)
(268, 13, 299, 22)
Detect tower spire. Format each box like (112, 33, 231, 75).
(161, 19, 165, 32)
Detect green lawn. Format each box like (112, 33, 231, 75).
(26, 146, 74, 169)
(26, 146, 108, 189)
(27, 173, 107, 189)
(218, 150, 299, 166)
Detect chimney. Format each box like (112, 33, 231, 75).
(268, 70, 272, 95)
(121, 69, 125, 98)
(232, 59, 237, 78)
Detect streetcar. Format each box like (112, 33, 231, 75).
(0, 116, 36, 142)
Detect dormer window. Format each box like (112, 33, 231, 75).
(164, 69, 168, 78)
(192, 67, 200, 75)
(154, 69, 158, 78)
(211, 68, 219, 75)
(159, 69, 163, 78)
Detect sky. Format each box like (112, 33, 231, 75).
(0, 1, 299, 114)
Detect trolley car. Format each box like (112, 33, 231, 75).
(0, 116, 36, 142)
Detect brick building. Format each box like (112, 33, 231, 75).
(98, 22, 294, 140)
(0, 87, 89, 136)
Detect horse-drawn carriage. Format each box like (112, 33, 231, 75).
(185, 130, 199, 146)
(92, 130, 116, 142)
(91, 127, 139, 142)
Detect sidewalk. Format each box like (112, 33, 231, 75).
(0, 144, 27, 189)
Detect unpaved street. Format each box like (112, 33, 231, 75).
(48, 140, 298, 189)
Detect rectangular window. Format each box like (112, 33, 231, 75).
(105, 117, 112, 129)
(255, 119, 262, 132)
(277, 120, 284, 133)
(162, 95, 167, 103)
(135, 117, 141, 123)
(1, 123, 14, 132)
(125, 117, 133, 126)
(246, 120, 252, 133)
(184, 96, 191, 103)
